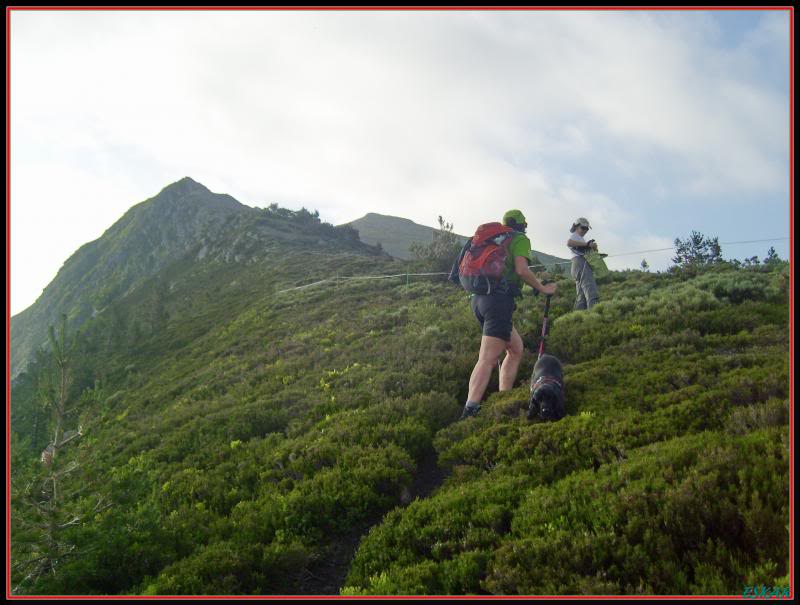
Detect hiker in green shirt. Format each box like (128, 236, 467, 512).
(461, 210, 557, 419)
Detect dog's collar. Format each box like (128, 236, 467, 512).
(532, 376, 562, 390)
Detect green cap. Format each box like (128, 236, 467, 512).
(503, 209, 526, 226)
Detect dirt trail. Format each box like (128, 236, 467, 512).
(297, 450, 448, 595)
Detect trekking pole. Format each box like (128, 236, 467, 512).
(537, 294, 552, 361)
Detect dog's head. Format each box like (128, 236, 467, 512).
(528, 383, 565, 421)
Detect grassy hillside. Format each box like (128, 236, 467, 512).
(344, 268, 791, 595)
(9, 225, 791, 596)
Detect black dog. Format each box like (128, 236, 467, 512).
(527, 354, 565, 421)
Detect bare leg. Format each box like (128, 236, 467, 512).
(499, 327, 524, 391)
(467, 335, 507, 403)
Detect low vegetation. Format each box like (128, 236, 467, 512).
(10, 209, 790, 596)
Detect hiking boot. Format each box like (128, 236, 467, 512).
(459, 402, 481, 420)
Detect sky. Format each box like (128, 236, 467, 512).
(8, 8, 792, 316)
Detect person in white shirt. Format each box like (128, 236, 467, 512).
(567, 217, 600, 310)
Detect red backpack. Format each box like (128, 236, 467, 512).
(450, 222, 515, 295)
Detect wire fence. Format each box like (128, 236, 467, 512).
(276, 237, 789, 295)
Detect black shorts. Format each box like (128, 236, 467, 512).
(471, 293, 516, 341)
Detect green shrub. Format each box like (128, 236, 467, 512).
(483, 429, 788, 595)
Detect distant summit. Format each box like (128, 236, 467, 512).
(344, 213, 465, 260)
(344, 212, 568, 269)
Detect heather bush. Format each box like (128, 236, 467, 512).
(484, 428, 788, 595)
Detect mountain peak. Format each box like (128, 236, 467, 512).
(146, 177, 245, 215)
(361, 212, 417, 224)
(346, 213, 464, 260)
(157, 176, 210, 198)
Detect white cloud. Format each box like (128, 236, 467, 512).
(9, 9, 790, 314)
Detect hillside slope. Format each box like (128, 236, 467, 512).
(9, 179, 386, 380)
(10, 189, 791, 596)
(344, 267, 792, 595)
